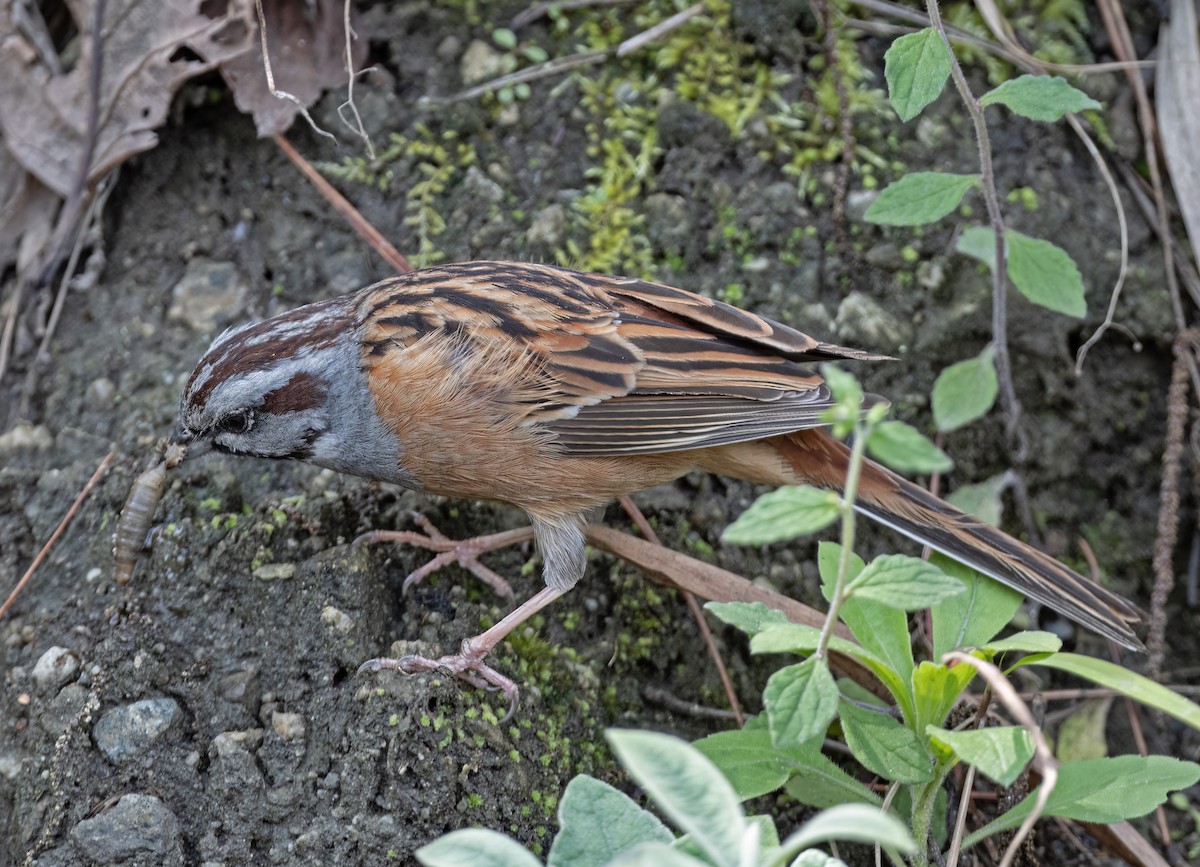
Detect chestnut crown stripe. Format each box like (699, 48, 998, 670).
(185, 297, 352, 409)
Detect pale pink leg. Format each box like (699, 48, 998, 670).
(358, 585, 568, 719)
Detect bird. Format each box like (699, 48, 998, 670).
(176, 260, 1144, 704)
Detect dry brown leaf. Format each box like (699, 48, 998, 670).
(220, 0, 367, 137)
(0, 148, 58, 276)
(0, 0, 256, 198)
(1157, 0, 1200, 266)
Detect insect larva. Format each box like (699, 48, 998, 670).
(113, 443, 186, 584)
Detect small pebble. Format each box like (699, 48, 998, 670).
(94, 698, 182, 763)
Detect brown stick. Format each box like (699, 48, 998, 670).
(1, 452, 114, 619)
(584, 523, 888, 699)
(618, 496, 745, 726)
(272, 133, 413, 274)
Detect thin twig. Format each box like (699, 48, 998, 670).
(1, 452, 114, 619)
(255, 0, 337, 144)
(511, 0, 640, 30)
(421, 3, 704, 107)
(335, 0, 374, 159)
(927, 1, 1027, 464)
(618, 496, 744, 726)
(273, 133, 412, 273)
(943, 653, 1057, 867)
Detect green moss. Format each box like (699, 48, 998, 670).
(317, 126, 475, 267)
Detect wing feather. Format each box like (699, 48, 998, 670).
(357, 262, 884, 453)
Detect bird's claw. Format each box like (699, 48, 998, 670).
(355, 515, 533, 603)
(358, 643, 521, 721)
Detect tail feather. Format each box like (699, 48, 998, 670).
(705, 430, 1145, 650)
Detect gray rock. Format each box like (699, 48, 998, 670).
(460, 39, 504, 86)
(70, 793, 179, 863)
(0, 423, 54, 453)
(31, 646, 80, 692)
(835, 292, 913, 352)
(526, 204, 567, 250)
(167, 259, 247, 333)
(94, 698, 182, 763)
(271, 711, 306, 742)
(40, 683, 89, 736)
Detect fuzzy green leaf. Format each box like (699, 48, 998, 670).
(945, 473, 1010, 526)
(606, 730, 743, 867)
(1016, 652, 1200, 731)
(932, 347, 998, 432)
(965, 756, 1200, 849)
(865, 172, 979, 225)
(849, 554, 966, 610)
(1006, 230, 1087, 317)
(548, 776, 672, 867)
(765, 657, 839, 747)
(929, 554, 1023, 657)
(779, 805, 916, 858)
(839, 700, 934, 783)
(884, 29, 953, 121)
(417, 830, 541, 867)
(704, 601, 790, 638)
(722, 486, 841, 545)
(926, 725, 1034, 786)
(979, 75, 1100, 121)
(867, 420, 953, 474)
(694, 727, 876, 805)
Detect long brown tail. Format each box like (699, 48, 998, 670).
(701, 429, 1144, 650)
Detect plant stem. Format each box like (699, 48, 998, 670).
(815, 419, 872, 659)
(910, 777, 943, 867)
(925, 0, 1028, 463)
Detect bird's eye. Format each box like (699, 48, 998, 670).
(217, 410, 253, 435)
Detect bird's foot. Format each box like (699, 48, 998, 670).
(358, 637, 520, 720)
(355, 513, 535, 603)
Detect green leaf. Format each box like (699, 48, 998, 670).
(867, 420, 953, 474)
(849, 554, 966, 610)
(911, 659, 977, 733)
(783, 757, 885, 810)
(605, 730, 744, 867)
(704, 601, 790, 638)
(694, 728, 876, 805)
(979, 75, 1100, 122)
(986, 631, 1061, 654)
(956, 225, 998, 269)
(1015, 652, 1200, 731)
(864, 172, 979, 226)
(821, 363, 864, 409)
(548, 776, 672, 867)
(884, 28, 953, 121)
(839, 700, 934, 783)
(945, 473, 1010, 526)
(931, 347, 998, 432)
(926, 725, 1034, 786)
(605, 844, 709, 867)
(1055, 698, 1114, 763)
(752, 624, 914, 721)
(722, 486, 841, 545)
(417, 829, 541, 867)
(765, 657, 839, 747)
(819, 542, 914, 714)
(929, 554, 1023, 657)
(492, 27, 518, 49)
(1006, 231, 1087, 317)
(965, 756, 1200, 849)
(779, 804, 916, 857)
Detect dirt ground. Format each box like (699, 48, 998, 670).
(1, 2, 1196, 865)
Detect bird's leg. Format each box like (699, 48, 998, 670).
(357, 585, 568, 718)
(355, 512, 535, 602)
